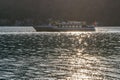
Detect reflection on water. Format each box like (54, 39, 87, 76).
(0, 32, 120, 80)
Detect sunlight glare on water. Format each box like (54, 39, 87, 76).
(0, 27, 120, 80)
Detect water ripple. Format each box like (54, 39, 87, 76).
(0, 32, 120, 80)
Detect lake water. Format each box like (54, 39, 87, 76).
(0, 27, 120, 80)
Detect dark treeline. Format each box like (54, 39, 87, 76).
(0, 0, 120, 26)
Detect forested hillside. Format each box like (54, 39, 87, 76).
(0, 0, 120, 25)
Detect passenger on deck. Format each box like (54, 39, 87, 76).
(82, 24, 87, 28)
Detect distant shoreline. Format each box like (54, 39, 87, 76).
(0, 26, 120, 27)
(96, 26, 120, 27)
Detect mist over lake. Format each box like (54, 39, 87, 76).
(0, 26, 120, 32)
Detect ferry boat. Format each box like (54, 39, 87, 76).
(33, 21, 95, 31)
